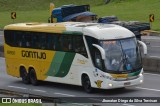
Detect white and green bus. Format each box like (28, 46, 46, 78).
(4, 22, 147, 92)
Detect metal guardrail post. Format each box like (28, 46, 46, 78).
(143, 57, 160, 73)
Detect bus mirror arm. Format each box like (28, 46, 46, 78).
(138, 40, 147, 55)
(92, 44, 106, 60)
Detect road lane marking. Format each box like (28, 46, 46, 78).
(54, 92, 75, 97)
(136, 87, 160, 92)
(123, 104, 135, 106)
(8, 85, 27, 90)
(144, 73, 160, 77)
(33, 89, 46, 93)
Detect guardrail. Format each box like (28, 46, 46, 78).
(141, 30, 160, 36)
(143, 57, 160, 72)
(0, 45, 4, 57)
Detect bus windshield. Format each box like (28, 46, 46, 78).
(100, 37, 142, 73)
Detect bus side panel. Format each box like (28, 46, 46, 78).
(4, 44, 21, 77)
(4, 44, 42, 79)
(5, 58, 20, 77)
(44, 53, 93, 86)
(38, 50, 56, 81)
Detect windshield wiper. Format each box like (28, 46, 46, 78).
(123, 54, 134, 71)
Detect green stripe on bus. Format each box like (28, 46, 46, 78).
(46, 52, 75, 77)
(62, 31, 83, 35)
(128, 70, 141, 77)
(46, 52, 65, 76)
(56, 52, 75, 77)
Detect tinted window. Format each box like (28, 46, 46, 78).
(4, 30, 88, 58)
(73, 35, 87, 57)
(4, 30, 15, 46)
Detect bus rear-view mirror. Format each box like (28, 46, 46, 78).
(92, 44, 106, 59)
(138, 40, 147, 55)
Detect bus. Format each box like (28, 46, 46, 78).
(4, 22, 147, 93)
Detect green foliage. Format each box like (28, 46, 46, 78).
(0, 104, 41, 106)
(0, 0, 160, 30)
(0, 0, 104, 11)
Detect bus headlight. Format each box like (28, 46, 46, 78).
(109, 83, 113, 87)
(140, 80, 143, 83)
(139, 73, 143, 77)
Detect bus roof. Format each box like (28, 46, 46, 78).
(4, 22, 135, 40)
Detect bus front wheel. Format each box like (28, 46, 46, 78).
(20, 67, 30, 84)
(29, 68, 38, 86)
(82, 75, 93, 93)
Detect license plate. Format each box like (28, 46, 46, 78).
(124, 82, 131, 86)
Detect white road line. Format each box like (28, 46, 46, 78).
(54, 92, 75, 97)
(136, 87, 160, 92)
(123, 104, 135, 106)
(33, 89, 46, 93)
(144, 73, 160, 77)
(8, 85, 27, 90)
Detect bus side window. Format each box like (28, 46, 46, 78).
(63, 35, 73, 52)
(93, 47, 103, 70)
(25, 32, 32, 48)
(73, 35, 88, 58)
(19, 35, 25, 47)
(56, 35, 62, 51)
(32, 33, 40, 49)
(15, 31, 21, 47)
(39, 33, 47, 49)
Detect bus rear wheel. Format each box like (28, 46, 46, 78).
(82, 75, 93, 93)
(20, 67, 30, 84)
(29, 68, 38, 86)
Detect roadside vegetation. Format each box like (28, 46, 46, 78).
(0, 0, 160, 30)
(0, 104, 41, 106)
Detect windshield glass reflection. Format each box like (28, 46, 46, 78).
(100, 37, 142, 72)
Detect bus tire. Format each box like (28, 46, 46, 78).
(82, 75, 93, 93)
(20, 67, 30, 84)
(29, 68, 38, 86)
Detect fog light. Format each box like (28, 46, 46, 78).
(139, 73, 143, 77)
(140, 80, 143, 83)
(109, 83, 113, 87)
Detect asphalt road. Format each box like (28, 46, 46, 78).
(0, 35, 3, 45)
(141, 36, 160, 57)
(0, 57, 160, 106)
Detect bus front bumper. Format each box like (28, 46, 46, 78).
(100, 75, 143, 89)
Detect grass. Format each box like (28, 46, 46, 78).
(0, 104, 41, 106)
(92, 0, 160, 30)
(0, 0, 160, 30)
